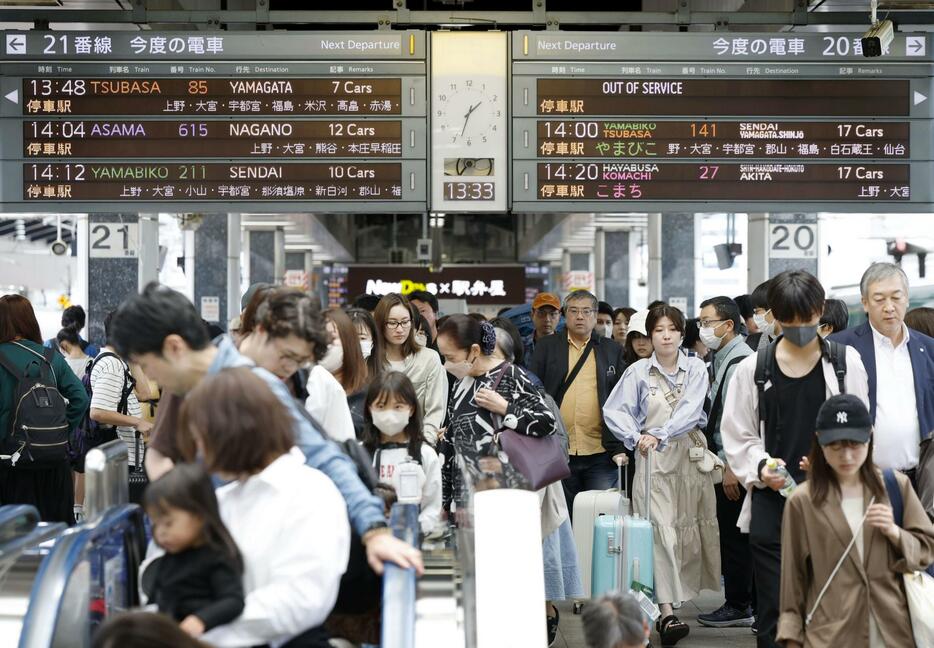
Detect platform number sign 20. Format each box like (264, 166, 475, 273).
(770, 223, 817, 259)
(89, 222, 139, 258)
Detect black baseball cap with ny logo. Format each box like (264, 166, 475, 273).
(815, 394, 873, 446)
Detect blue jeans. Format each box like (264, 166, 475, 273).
(562, 452, 619, 522)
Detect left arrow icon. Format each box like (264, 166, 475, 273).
(4, 90, 18, 104)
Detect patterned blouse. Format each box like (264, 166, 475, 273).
(442, 361, 556, 510)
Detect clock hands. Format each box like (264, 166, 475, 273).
(459, 101, 484, 138)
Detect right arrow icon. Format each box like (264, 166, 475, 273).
(914, 91, 927, 106)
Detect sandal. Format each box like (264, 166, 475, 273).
(656, 614, 689, 647)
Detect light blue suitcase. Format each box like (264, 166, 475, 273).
(591, 450, 655, 598)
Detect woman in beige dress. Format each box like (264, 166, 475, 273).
(604, 305, 721, 646)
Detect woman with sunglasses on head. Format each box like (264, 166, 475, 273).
(373, 294, 446, 445)
(778, 394, 934, 648)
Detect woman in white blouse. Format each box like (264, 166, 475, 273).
(179, 367, 350, 648)
(373, 294, 447, 444)
(603, 305, 720, 647)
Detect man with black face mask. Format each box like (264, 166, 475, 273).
(720, 270, 870, 648)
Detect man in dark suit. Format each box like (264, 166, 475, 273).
(830, 262, 934, 494)
(528, 290, 630, 513)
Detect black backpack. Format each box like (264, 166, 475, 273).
(0, 342, 70, 466)
(68, 352, 136, 471)
(753, 338, 847, 436)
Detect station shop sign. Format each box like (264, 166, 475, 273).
(345, 265, 526, 305)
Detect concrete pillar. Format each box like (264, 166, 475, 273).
(603, 230, 630, 308)
(595, 229, 606, 300)
(227, 214, 242, 322)
(86, 214, 139, 348)
(659, 213, 701, 316)
(647, 213, 663, 304)
(768, 213, 820, 278)
(193, 214, 229, 327)
(248, 229, 276, 285)
(747, 212, 770, 291)
(274, 227, 286, 285)
(137, 214, 159, 291)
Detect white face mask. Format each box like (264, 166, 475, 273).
(444, 359, 473, 381)
(371, 409, 410, 436)
(753, 311, 775, 339)
(415, 331, 428, 348)
(360, 339, 373, 359)
(318, 343, 343, 373)
(699, 323, 726, 351)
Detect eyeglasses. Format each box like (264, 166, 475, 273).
(385, 319, 412, 330)
(566, 307, 594, 318)
(699, 319, 724, 328)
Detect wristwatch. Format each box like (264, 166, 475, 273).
(361, 520, 389, 544)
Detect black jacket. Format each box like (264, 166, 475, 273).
(142, 545, 244, 630)
(527, 332, 628, 457)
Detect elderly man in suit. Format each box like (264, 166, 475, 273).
(831, 262, 934, 503)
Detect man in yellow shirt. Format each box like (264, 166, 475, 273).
(528, 290, 630, 515)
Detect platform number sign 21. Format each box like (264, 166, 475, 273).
(770, 223, 817, 259)
(89, 222, 139, 258)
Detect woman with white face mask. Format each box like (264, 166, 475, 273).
(304, 309, 368, 443)
(362, 371, 442, 536)
(373, 294, 447, 445)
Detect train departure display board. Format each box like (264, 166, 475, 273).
(0, 31, 427, 212)
(512, 31, 934, 212)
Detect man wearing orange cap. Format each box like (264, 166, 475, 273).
(525, 292, 562, 362)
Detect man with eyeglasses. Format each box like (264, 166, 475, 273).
(830, 263, 934, 506)
(528, 290, 630, 515)
(695, 296, 755, 630)
(524, 292, 562, 363)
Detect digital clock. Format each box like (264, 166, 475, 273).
(443, 181, 495, 201)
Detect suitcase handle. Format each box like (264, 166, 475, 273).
(644, 448, 652, 524)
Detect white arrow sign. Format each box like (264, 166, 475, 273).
(4, 90, 18, 105)
(906, 36, 926, 57)
(914, 91, 927, 106)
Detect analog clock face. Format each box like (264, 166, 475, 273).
(434, 80, 503, 147)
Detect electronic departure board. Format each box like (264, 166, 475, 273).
(512, 31, 934, 212)
(0, 31, 427, 212)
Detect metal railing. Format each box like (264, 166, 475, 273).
(83, 440, 130, 522)
(380, 503, 420, 648)
(18, 504, 147, 648)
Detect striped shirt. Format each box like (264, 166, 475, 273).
(90, 353, 143, 466)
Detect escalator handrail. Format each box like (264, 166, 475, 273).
(0, 523, 67, 564)
(380, 503, 420, 648)
(0, 505, 39, 542)
(18, 504, 144, 648)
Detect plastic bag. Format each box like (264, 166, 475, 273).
(904, 570, 934, 647)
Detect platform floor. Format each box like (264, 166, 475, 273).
(553, 590, 758, 648)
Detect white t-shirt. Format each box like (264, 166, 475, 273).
(372, 443, 442, 535)
(304, 365, 355, 442)
(64, 355, 90, 379)
(90, 352, 143, 466)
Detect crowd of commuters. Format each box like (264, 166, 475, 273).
(3, 259, 934, 648)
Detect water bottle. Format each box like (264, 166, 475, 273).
(766, 458, 796, 498)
